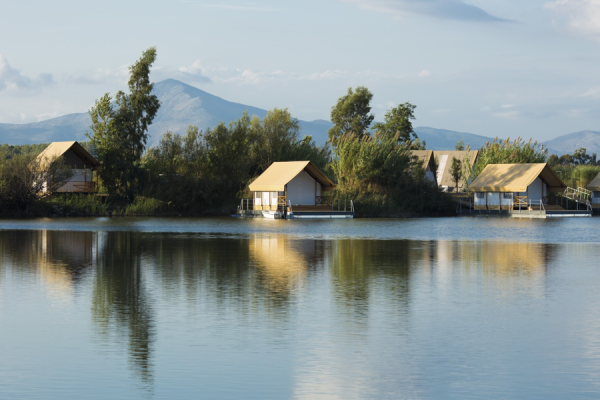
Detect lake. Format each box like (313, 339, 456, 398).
(1, 216, 599, 399)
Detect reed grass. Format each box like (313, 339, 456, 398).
(552, 165, 600, 189)
(123, 196, 169, 216)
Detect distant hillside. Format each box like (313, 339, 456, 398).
(3, 80, 597, 155)
(542, 130, 600, 156)
(413, 127, 493, 151)
(0, 79, 330, 147)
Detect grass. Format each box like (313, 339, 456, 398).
(123, 196, 170, 216)
(40, 193, 109, 216)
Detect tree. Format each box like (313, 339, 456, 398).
(250, 108, 301, 173)
(547, 154, 559, 167)
(450, 157, 462, 192)
(0, 153, 72, 214)
(455, 139, 465, 151)
(205, 112, 253, 197)
(373, 102, 417, 144)
(328, 86, 374, 144)
(87, 47, 160, 198)
(559, 154, 573, 166)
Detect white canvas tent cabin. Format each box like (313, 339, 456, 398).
(411, 150, 436, 182)
(470, 163, 565, 211)
(433, 150, 478, 192)
(35, 141, 100, 193)
(587, 172, 600, 209)
(246, 161, 353, 219)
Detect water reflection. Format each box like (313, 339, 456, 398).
(0, 230, 95, 298)
(0, 228, 582, 399)
(91, 231, 155, 386)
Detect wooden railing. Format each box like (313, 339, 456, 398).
(278, 195, 287, 207)
(514, 195, 528, 207)
(564, 187, 592, 201)
(55, 181, 97, 193)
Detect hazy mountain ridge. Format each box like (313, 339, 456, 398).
(0, 79, 332, 147)
(541, 130, 600, 156)
(0, 79, 597, 155)
(413, 127, 493, 150)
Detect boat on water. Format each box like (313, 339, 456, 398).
(262, 210, 284, 219)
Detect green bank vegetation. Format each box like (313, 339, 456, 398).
(548, 148, 600, 189)
(14, 48, 600, 218)
(1, 48, 455, 217)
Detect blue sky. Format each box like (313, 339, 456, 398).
(1, 0, 600, 141)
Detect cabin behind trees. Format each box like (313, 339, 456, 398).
(35, 141, 100, 194)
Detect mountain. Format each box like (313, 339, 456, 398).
(0, 79, 331, 147)
(413, 126, 493, 150)
(2, 80, 598, 155)
(542, 130, 600, 156)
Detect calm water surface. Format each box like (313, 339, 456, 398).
(1, 217, 599, 399)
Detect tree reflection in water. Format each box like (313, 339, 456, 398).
(91, 231, 155, 386)
(0, 228, 563, 399)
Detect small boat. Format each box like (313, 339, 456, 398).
(262, 210, 283, 219)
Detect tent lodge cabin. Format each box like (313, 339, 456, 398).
(247, 161, 354, 219)
(411, 150, 436, 182)
(469, 163, 565, 211)
(35, 141, 101, 194)
(588, 172, 600, 209)
(434, 150, 479, 192)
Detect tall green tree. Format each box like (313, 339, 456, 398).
(450, 157, 462, 192)
(373, 102, 418, 144)
(328, 86, 374, 144)
(250, 108, 301, 173)
(87, 47, 160, 197)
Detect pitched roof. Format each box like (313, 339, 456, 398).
(35, 141, 100, 170)
(249, 161, 335, 192)
(469, 163, 565, 192)
(411, 150, 434, 170)
(434, 150, 478, 188)
(588, 172, 600, 191)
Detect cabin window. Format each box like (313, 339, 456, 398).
(475, 192, 484, 199)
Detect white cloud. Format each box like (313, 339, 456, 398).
(501, 104, 515, 108)
(566, 108, 590, 117)
(0, 54, 54, 92)
(201, 3, 275, 12)
(582, 86, 600, 97)
(179, 1, 275, 12)
(66, 64, 130, 85)
(544, 0, 600, 40)
(174, 63, 406, 85)
(340, 0, 509, 22)
(418, 69, 431, 77)
(492, 110, 521, 119)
